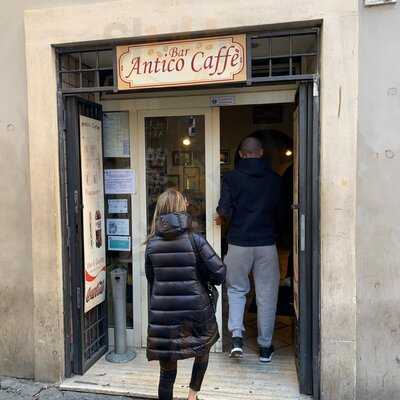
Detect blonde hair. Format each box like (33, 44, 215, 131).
(147, 188, 187, 240)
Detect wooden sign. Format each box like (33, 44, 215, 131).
(117, 35, 247, 90)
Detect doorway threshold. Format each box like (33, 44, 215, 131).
(61, 349, 311, 400)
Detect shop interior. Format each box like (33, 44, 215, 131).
(218, 104, 296, 359)
(62, 99, 302, 399)
(143, 103, 296, 357)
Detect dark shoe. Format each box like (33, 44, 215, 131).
(230, 337, 243, 358)
(259, 345, 274, 363)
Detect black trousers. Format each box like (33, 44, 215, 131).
(158, 353, 210, 400)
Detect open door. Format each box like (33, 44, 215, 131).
(65, 97, 108, 374)
(138, 107, 222, 351)
(293, 81, 320, 396)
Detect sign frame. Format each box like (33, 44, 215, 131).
(117, 35, 247, 90)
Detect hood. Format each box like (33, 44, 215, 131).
(237, 158, 271, 177)
(155, 212, 191, 239)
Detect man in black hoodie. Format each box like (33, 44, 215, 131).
(217, 136, 281, 363)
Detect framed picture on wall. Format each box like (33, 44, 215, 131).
(166, 175, 180, 189)
(183, 167, 200, 192)
(220, 150, 230, 165)
(172, 150, 192, 166)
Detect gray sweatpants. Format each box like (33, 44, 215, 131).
(225, 244, 280, 348)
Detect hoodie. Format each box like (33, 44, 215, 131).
(217, 158, 281, 246)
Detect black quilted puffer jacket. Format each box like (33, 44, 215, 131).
(145, 212, 226, 361)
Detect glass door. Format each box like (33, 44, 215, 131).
(138, 107, 222, 350)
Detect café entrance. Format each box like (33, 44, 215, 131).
(59, 29, 320, 399)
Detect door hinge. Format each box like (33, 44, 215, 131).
(313, 76, 320, 98)
(74, 190, 79, 215)
(76, 287, 81, 309)
(300, 213, 306, 252)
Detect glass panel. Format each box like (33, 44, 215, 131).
(251, 59, 270, 78)
(99, 69, 114, 87)
(271, 57, 290, 76)
(271, 36, 290, 57)
(300, 55, 317, 74)
(98, 50, 113, 68)
(292, 34, 317, 55)
(60, 53, 80, 71)
(61, 72, 80, 89)
(82, 70, 97, 87)
(251, 38, 270, 78)
(145, 115, 206, 235)
(81, 51, 97, 69)
(252, 38, 269, 60)
(102, 112, 133, 329)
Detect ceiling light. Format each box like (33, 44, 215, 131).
(182, 137, 191, 146)
(285, 149, 293, 157)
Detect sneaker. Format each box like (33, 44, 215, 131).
(230, 337, 243, 358)
(259, 345, 274, 363)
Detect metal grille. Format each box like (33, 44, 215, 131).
(57, 28, 319, 93)
(248, 29, 319, 83)
(83, 302, 107, 364)
(58, 49, 115, 93)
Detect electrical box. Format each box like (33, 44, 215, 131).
(365, 0, 396, 5)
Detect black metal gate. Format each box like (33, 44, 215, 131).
(294, 80, 320, 397)
(64, 97, 108, 374)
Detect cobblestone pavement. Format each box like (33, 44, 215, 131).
(0, 377, 144, 400)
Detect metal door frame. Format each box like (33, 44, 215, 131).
(62, 96, 109, 375)
(58, 79, 321, 393)
(297, 79, 321, 397)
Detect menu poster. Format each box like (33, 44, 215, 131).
(103, 112, 130, 158)
(80, 116, 106, 313)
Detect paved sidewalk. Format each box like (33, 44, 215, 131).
(0, 376, 142, 400)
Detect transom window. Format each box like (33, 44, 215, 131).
(57, 29, 319, 93)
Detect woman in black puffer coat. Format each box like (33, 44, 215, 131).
(145, 188, 226, 400)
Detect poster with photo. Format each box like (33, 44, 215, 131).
(80, 116, 106, 313)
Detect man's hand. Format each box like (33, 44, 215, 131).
(214, 214, 223, 226)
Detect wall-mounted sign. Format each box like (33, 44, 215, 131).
(210, 95, 236, 107)
(365, 0, 396, 4)
(117, 35, 247, 90)
(103, 112, 130, 158)
(80, 116, 106, 313)
(104, 169, 136, 194)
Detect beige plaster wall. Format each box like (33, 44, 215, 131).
(357, 2, 400, 399)
(23, 0, 359, 397)
(0, 0, 122, 382)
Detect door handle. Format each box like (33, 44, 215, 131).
(300, 213, 305, 252)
